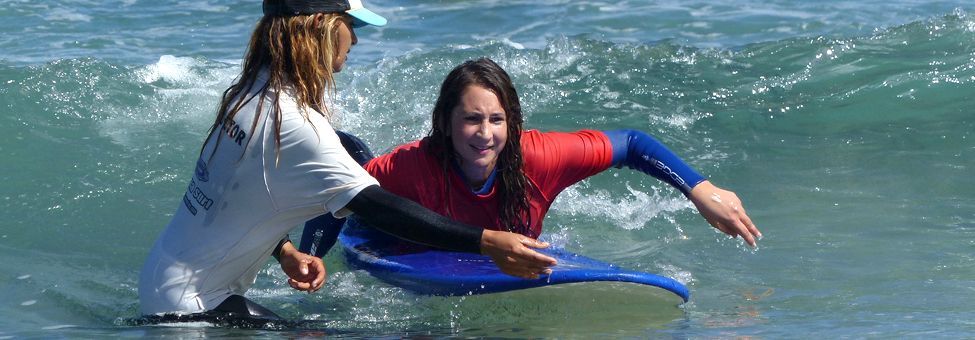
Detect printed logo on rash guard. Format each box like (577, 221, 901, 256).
(195, 158, 209, 182)
(651, 158, 691, 193)
(183, 179, 214, 216)
(181, 121, 244, 215)
(223, 120, 247, 146)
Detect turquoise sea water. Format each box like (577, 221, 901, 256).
(1, 0, 974, 337)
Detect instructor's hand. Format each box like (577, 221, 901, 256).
(480, 229, 558, 279)
(278, 241, 326, 293)
(689, 180, 762, 247)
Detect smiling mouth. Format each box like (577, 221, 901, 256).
(470, 144, 494, 151)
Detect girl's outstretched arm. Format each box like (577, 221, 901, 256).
(604, 129, 761, 246)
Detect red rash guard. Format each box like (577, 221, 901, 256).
(365, 130, 614, 239)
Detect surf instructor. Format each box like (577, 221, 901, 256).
(138, 0, 556, 320)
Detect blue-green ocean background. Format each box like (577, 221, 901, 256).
(2, 0, 974, 337)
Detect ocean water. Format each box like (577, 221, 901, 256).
(1, 0, 974, 337)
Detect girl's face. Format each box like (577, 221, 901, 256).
(332, 18, 357, 72)
(450, 85, 508, 187)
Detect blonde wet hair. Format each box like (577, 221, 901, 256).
(203, 13, 350, 159)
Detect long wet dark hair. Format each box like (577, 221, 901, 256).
(428, 58, 532, 235)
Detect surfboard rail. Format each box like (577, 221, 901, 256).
(339, 225, 690, 302)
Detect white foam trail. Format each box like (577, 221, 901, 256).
(501, 38, 526, 50)
(155, 322, 216, 328)
(41, 325, 77, 330)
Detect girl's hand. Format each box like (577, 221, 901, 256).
(688, 181, 762, 247)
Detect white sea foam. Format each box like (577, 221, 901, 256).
(659, 263, 695, 285)
(551, 182, 694, 230)
(540, 228, 572, 249)
(326, 271, 366, 297)
(655, 110, 708, 129)
(154, 321, 216, 328)
(41, 325, 77, 330)
(98, 55, 237, 149)
(137, 55, 208, 86)
(500, 38, 526, 50)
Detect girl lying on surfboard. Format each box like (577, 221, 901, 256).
(297, 57, 762, 268)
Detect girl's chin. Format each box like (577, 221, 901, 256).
(461, 158, 497, 170)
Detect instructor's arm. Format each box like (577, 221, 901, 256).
(346, 185, 557, 279)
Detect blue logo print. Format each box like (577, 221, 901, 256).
(195, 159, 209, 182)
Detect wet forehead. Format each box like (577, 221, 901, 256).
(455, 85, 505, 116)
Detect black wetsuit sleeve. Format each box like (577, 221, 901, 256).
(345, 185, 484, 253)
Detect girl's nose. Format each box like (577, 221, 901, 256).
(477, 121, 491, 138)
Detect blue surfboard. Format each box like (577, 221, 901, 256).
(337, 224, 690, 302)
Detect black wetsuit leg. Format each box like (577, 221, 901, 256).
(212, 294, 282, 320)
(299, 131, 376, 257)
(132, 295, 283, 327)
